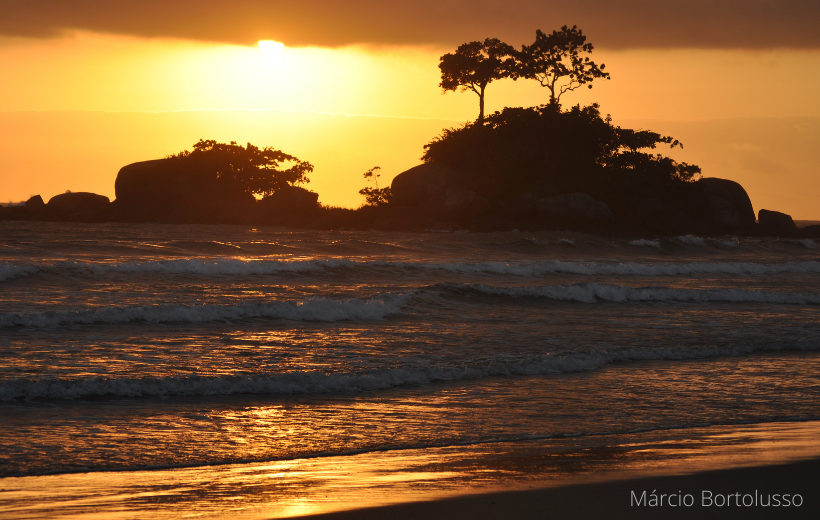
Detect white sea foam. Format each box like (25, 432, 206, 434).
(3, 340, 816, 401)
(441, 282, 820, 304)
(423, 260, 820, 277)
(78, 258, 355, 275)
(798, 239, 818, 249)
(628, 239, 661, 248)
(676, 235, 707, 246)
(9, 258, 820, 279)
(0, 262, 38, 281)
(0, 294, 409, 329)
(715, 237, 740, 247)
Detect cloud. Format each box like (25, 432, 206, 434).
(1, 0, 819, 49)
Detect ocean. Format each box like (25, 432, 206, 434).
(1, 221, 819, 517)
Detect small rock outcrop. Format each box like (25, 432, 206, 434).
(25, 195, 45, 207)
(758, 209, 798, 237)
(47, 192, 110, 214)
(257, 186, 321, 225)
(800, 225, 820, 238)
(259, 185, 319, 213)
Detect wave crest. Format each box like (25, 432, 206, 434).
(5, 258, 820, 279)
(3, 340, 817, 401)
(0, 294, 409, 329)
(439, 282, 820, 304)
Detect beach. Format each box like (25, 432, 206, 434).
(301, 457, 820, 520)
(1, 420, 818, 518)
(1, 222, 819, 518)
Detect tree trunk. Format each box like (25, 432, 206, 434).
(477, 84, 486, 125)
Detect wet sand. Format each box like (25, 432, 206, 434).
(2, 420, 819, 519)
(298, 458, 820, 520)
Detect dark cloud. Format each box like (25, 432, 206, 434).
(1, 0, 819, 49)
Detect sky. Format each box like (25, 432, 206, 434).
(1, 1, 819, 217)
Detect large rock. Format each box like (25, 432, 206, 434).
(113, 158, 256, 223)
(631, 198, 663, 220)
(115, 159, 175, 206)
(47, 192, 110, 214)
(758, 209, 797, 237)
(696, 178, 756, 230)
(506, 193, 539, 217)
(439, 190, 492, 220)
(536, 192, 612, 221)
(390, 162, 457, 207)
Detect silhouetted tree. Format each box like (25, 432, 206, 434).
(439, 38, 518, 124)
(359, 166, 392, 206)
(520, 26, 610, 106)
(169, 140, 313, 197)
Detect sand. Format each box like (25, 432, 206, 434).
(296, 457, 820, 520)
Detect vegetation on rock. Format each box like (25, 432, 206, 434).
(358, 166, 393, 206)
(168, 139, 313, 198)
(422, 103, 701, 214)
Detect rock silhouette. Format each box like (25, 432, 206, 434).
(758, 209, 798, 237)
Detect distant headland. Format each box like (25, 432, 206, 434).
(2, 26, 816, 238)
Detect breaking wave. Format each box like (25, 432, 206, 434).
(5, 258, 820, 279)
(4, 340, 817, 401)
(676, 235, 707, 246)
(0, 294, 409, 329)
(628, 239, 661, 248)
(440, 282, 820, 304)
(0, 262, 38, 281)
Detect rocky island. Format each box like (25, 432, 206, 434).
(1, 106, 816, 239)
(2, 26, 816, 239)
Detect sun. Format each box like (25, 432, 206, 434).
(258, 40, 285, 54)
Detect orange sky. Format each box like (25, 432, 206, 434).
(1, 3, 819, 217)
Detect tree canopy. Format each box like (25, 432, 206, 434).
(422, 104, 699, 213)
(439, 38, 518, 124)
(519, 25, 610, 106)
(168, 139, 313, 197)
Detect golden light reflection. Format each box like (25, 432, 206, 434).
(4, 421, 819, 519)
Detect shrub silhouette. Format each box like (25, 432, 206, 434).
(359, 166, 392, 206)
(168, 140, 313, 198)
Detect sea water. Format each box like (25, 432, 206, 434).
(0, 222, 819, 496)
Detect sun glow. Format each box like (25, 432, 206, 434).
(258, 40, 285, 54)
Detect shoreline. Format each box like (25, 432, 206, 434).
(296, 458, 820, 520)
(2, 419, 819, 519)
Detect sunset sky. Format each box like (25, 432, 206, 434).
(1, 1, 819, 217)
